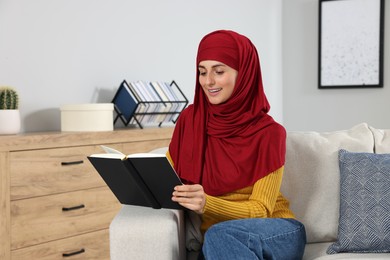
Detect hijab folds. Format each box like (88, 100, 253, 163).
(169, 30, 286, 196)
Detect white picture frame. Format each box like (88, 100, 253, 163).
(319, 0, 385, 88)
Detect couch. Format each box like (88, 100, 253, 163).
(109, 123, 390, 259)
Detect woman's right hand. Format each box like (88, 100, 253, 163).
(172, 184, 206, 214)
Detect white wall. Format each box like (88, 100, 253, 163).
(0, 0, 283, 132)
(282, 0, 390, 131)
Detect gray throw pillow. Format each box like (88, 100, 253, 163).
(327, 149, 390, 254)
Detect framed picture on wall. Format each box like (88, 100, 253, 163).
(318, 0, 385, 89)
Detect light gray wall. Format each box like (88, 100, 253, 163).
(282, 0, 390, 132)
(2, 0, 388, 133)
(0, 0, 283, 132)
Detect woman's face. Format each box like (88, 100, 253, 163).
(198, 60, 238, 105)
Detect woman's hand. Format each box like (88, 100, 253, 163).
(172, 184, 206, 214)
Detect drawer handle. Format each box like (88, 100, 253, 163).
(61, 160, 84, 166)
(62, 204, 85, 211)
(62, 248, 85, 257)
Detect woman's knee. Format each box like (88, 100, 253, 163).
(203, 221, 262, 259)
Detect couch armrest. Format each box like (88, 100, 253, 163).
(110, 205, 186, 260)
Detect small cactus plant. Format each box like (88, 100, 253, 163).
(0, 87, 19, 109)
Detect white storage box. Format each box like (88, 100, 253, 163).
(60, 103, 114, 132)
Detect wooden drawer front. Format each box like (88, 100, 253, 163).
(10, 145, 120, 200)
(121, 139, 171, 155)
(11, 187, 121, 250)
(12, 229, 110, 260)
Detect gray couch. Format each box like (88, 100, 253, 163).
(110, 123, 390, 259)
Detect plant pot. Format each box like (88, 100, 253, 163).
(0, 109, 21, 135)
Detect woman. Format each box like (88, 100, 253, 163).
(169, 30, 306, 259)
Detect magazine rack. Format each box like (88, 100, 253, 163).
(112, 80, 188, 129)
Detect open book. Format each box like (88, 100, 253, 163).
(87, 145, 183, 209)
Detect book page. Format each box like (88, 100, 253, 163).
(92, 145, 165, 159)
(88, 145, 125, 159)
(88, 153, 124, 159)
(100, 145, 124, 155)
(126, 153, 165, 158)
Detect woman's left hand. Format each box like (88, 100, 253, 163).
(172, 184, 206, 214)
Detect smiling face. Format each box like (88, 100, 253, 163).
(198, 60, 238, 105)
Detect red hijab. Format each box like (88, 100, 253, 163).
(169, 30, 286, 196)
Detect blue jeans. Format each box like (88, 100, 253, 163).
(200, 218, 306, 260)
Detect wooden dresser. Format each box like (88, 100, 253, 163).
(0, 127, 173, 259)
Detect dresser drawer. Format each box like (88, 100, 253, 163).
(11, 187, 121, 250)
(12, 229, 110, 260)
(10, 145, 120, 200)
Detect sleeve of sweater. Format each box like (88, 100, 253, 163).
(203, 167, 284, 221)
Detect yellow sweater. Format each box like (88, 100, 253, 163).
(201, 166, 295, 232)
(166, 153, 295, 232)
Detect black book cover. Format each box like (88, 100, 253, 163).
(87, 152, 183, 210)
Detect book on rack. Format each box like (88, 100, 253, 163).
(127, 81, 150, 124)
(111, 80, 147, 125)
(149, 81, 174, 123)
(159, 81, 188, 121)
(87, 145, 183, 210)
(135, 80, 165, 123)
